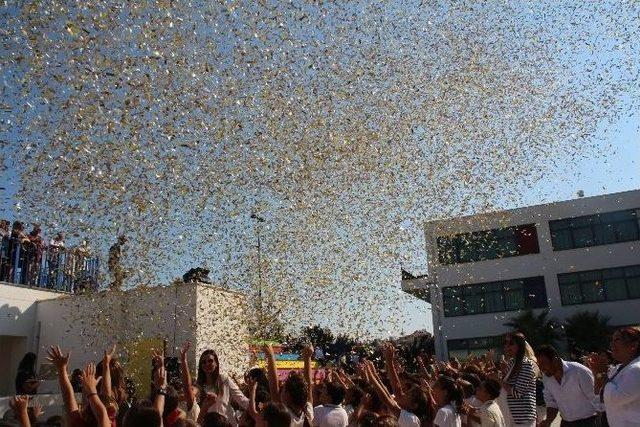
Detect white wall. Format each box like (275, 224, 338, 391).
(33, 282, 249, 392)
(0, 283, 62, 340)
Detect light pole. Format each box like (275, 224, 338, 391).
(250, 213, 265, 326)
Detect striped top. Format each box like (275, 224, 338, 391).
(505, 357, 537, 423)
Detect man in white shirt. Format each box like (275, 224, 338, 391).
(535, 345, 599, 427)
(313, 382, 348, 427)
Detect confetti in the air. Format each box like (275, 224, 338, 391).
(1, 0, 639, 338)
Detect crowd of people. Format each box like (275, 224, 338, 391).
(6, 325, 640, 427)
(0, 219, 98, 291)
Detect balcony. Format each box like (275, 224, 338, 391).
(0, 237, 99, 293)
(400, 270, 436, 303)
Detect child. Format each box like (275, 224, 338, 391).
(468, 380, 505, 427)
(432, 376, 462, 427)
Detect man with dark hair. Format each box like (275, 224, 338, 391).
(201, 412, 233, 427)
(261, 402, 293, 427)
(535, 345, 600, 427)
(313, 382, 348, 427)
(123, 402, 162, 427)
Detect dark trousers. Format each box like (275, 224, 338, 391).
(560, 415, 599, 427)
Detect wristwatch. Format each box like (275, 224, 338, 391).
(157, 388, 167, 395)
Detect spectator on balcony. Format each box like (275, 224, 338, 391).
(0, 219, 9, 280)
(7, 221, 28, 283)
(0, 219, 9, 238)
(109, 235, 127, 290)
(25, 224, 45, 285)
(50, 231, 65, 249)
(11, 220, 28, 241)
(47, 231, 65, 289)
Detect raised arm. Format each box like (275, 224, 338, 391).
(153, 364, 167, 426)
(101, 343, 116, 399)
(383, 343, 404, 400)
(9, 395, 31, 427)
(247, 378, 259, 420)
(263, 344, 281, 403)
(302, 344, 314, 406)
(364, 360, 401, 417)
(81, 363, 111, 427)
(46, 345, 78, 416)
(180, 342, 196, 410)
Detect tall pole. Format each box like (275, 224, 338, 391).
(251, 214, 265, 331)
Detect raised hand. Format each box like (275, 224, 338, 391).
(152, 348, 164, 370)
(154, 365, 168, 390)
(202, 391, 218, 410)
(46, 345, 70, 371)
(301, 344, 314, 360)
(382, 342, 396, 360)
(103, 344, 117, 364)
(33, 399, 44, 419)
(180, 341, 191, 361)
(9, 395, 29, 413)
(262, 343, 274, 357)
(584, 352, 608, 375)
(81, 363, 102, 395)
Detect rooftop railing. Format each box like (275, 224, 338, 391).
(0, 236, 100, 293)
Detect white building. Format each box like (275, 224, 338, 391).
(402, 189, 640, 360)
(0, 281, 249, 398)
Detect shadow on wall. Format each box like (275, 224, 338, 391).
(0, 303, 36, 336)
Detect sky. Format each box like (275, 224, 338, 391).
(1, 1, 639, 338)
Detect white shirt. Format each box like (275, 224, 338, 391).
(603, 356, 640, 427)
(476, 400, 505, 427)
(287, 401, 314, 427)
(313, 404, 348, 427)
(179, 400, 200, 422)
(542, 360, 599, 422)
(205, 373, 249, 427)
(434, 404, 461, 427)
(398, 409, 421, 427)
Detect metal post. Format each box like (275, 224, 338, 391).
(251, 214, 265, 329)
(12, 240, 21, 283)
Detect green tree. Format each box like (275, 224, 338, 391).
(504, 309, 561, 348)
(564, 310, 611, 357)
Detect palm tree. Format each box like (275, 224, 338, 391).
(504, 309, 561, 348)
(564, 310, 611, 357)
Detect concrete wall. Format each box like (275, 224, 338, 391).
(194, 285, 250, 377)
(33, 282, 249, 393)
(0, 284, 64, 395)
(418, 189, 640, 359)
(0, 284, 62, 340)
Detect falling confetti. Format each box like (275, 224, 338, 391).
(1, 0, 639, 338)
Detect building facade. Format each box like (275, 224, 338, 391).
(403, 189, 640, 360)
(0, 281, 249, 397)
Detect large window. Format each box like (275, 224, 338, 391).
(549, 209, 640, 251)
(448, 335, 503, 359)
(442, 276, 547, 317)
(437, 224, 539, 265)
(558, 264, 640, 305)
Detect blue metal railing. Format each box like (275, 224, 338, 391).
(0, 237, 100, 292)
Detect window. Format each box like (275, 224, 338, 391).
(550, 209, 640, 251)
(437, 224, 539, 265)
(447, 335, 503, 359)
(442, 276, 547, 317)
(558, 264, 640, 305)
